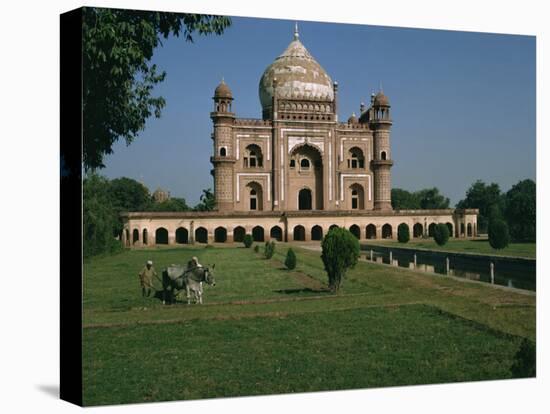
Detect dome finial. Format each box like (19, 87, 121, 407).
(294, 21, 299, 40)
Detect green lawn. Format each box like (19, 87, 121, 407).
(83, 244, 536, 406)
(362, 238, 536, 258)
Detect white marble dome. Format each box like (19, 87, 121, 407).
(259, 31, 334, 113)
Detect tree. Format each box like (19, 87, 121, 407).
(110, 177, 152, 212)
(108, 177, 152, 236)
(285, 248, 297, 270)
(397, 223, 410, 243)
(504, 179, 536, 242)
(321, 227, 360, 292)
(195, 188, 216, 211)
(433, 223, 450, 246)
(149, 197, 190, 212)
(391, 188, 419, 210)
(417, 188, 450, 209)
(82, 8, 231, 170)
(243, 234, 253, 248)
(83, 174, 121, 257)
(488, 219, 510, 250)
(391, 187, 450, 210)
(456, 180, 504, 233)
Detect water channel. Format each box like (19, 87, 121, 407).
(361, 244, 536, 292)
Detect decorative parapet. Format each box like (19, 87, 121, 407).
(234, 118, 272, 127)
(337, 122, 371, 130)
(371, 159, 394, 167)
(121, 208, 478, 220)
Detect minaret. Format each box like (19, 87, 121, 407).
(370, 90, 393, 210)
(210, 79, 236, 211)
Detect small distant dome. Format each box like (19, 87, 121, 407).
(152, 188, 170, 203)
(214, 79, 233, 99)
(347, 112, 358, 124)
(373, 92, 390, 106)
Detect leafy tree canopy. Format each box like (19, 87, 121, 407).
(148, 197, 190, 212)
(195, 188, 216, 211)
(83, 7, 231, 170)
(83, 174, 121, 257)
(391, 187, 450, 210)
(504, 179, 536, 242)
(417, 188, 450, 209)
(456, 180, 504, 232)
(110, 177, 152, 212)
(391, 188, 419, 210)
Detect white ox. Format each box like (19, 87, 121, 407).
(162, 264, 216, 305)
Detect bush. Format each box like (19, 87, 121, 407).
(321, 227, 360, 292)
(510, 338, 536, 378)
(243, 234, 253, 248)
(285, 248, 297, 270)
(264, 241, 276, 259)
(253, 244, 259, 253)
(488, 219, 510, 250)
(433, 223, 450, 246)
(397, 223, 410, 243)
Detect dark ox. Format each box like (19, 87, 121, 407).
(161, 264, 216, 305)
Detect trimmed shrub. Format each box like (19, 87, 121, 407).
(253, 244, 259, 253)
(397, 223, 410, 243)
(321, 227, 360, 292)
(264, 241, 276, 259)
(285, 248, 297, 270)
(433, 223, 450, 246)
(488, 219, 510, 250)
(243, 234, 253, 248)
(510, 338, 536, 378)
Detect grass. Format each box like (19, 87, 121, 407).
(362, 238, 536, 258)
(82, 243, 536, 406)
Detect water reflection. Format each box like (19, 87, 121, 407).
(362, 250, 535, 291)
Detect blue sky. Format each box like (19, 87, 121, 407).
(102, 15, 536, 206)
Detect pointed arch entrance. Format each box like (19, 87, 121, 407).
(289, 144, 323, 210)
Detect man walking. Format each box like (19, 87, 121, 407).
(138, 260, 157, 297)
(187, 256, 202, 270)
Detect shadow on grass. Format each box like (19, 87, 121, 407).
(152, 289, 190, 304)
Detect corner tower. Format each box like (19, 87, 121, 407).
(370, 91, 394, 210)
(210, 79, 236, 211)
